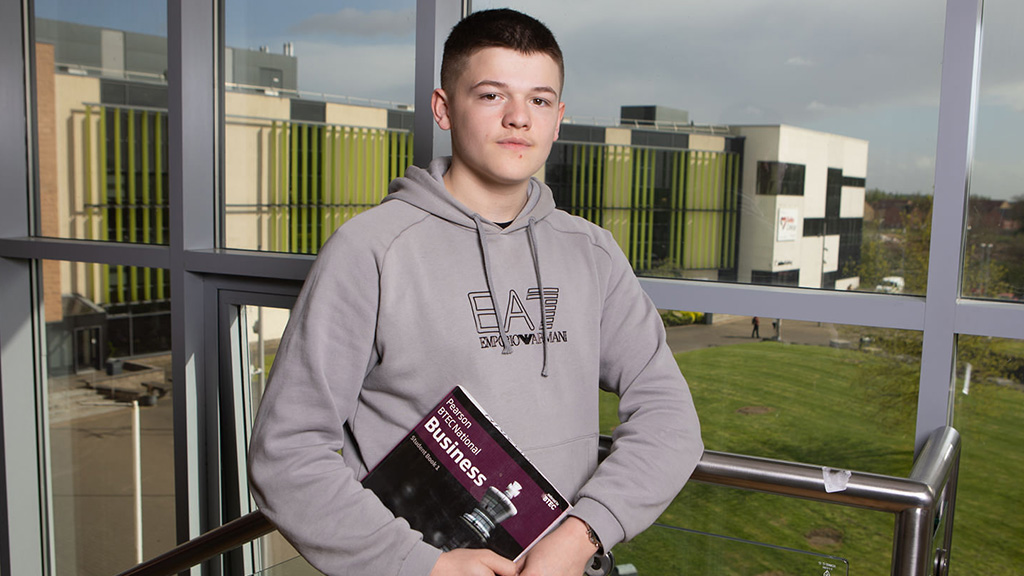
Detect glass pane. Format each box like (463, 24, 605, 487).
(223, 1, 416, 252)
(952, 335, 1024, 571)
(618, 522, 850, 576)
(594, 312, 921, 573)
(33, 1, 170, 245)
(240, 305, 297, 570)
(602, 314, 919, 476)
(964, 0, 1024, 301)
(44, 259, 173, 575)
(475, 1, 943, 295)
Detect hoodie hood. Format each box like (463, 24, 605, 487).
(383, 157, 556, 374)
(382, 157, 556, 233)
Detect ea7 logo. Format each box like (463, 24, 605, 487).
(468, 288, 559, 334)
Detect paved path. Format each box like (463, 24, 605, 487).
(665, 316, 843, 354)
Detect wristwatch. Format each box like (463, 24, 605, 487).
(582, 520, 603, 553)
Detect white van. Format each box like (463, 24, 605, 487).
(875, 276, 905, 294)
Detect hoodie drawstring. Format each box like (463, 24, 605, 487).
(472, 215, 551, 377)
(473, 215, 514, 355)
(526, 218, 549, 378)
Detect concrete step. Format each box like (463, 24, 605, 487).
(48, 386, 127, 426)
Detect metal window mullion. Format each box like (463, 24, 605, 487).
(915, 0, 984, 453)
(168, 0, 218, 563)
(414, 0, 464, 167)
(0, 0, 49, 571)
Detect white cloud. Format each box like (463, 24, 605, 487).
(294, 41, 415, 106)
(786, 56, 814, 67)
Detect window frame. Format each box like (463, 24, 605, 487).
(1, 0, 1020, 574)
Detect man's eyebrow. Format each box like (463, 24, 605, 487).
(470, 80, 559, 97)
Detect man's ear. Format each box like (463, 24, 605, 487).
(431, 88, 452, 131)
(553, 101, 566, 141)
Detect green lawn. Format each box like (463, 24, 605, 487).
(600, 341, 1023, 575)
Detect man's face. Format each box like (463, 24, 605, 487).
(433, 47, 566, 192)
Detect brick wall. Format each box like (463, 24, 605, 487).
(36, 43, 63, 324)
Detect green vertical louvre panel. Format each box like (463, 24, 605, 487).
(676, 150, 688, 269)
(268, 122, 278, 252)
(155, 112, 165, 299)
(127, 111, 138, 301)
(724, 153, 739, 268)
(601, 146, 617, 249)
(302, 124, 312, 253)
(731, 153, 740, 266)
(358, 129, 368, 222)
(345, 127, 355, 228)
(99, 108, 110, 303)
(627, 149, 637, 267)
(309, 124, 319, 251)
(113, 110, 125, 303)
(683, 151, 696, 269)
(266, 122, 413, 255)
(712, 153, 726, 267)
(279, 122, 290, 253)
(586, 144, 597, 222)
(635, 148, 653, 270)
(141, 111, 151, 301)
(327, 126, 336, 235)
(571, 144, 580, 213)
(84, 106, 96, 303)
(668, 151, 679, 267)
(84, 107, 94, 241)
(320, 124, 329, 249)
(290, 123, 299, 253)
(629, 149, 643, 269)
(697, 151, 710, 269)
(606, 146, 632, 257)
(646, 150, 655, 270)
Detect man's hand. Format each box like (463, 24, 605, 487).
(429, 548, 518, 576)
(517, 516, 599, 576)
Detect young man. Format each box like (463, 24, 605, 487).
(248, 9, 702, 576)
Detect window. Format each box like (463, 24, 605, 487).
(222, 1, 417, 253)
(33, 7, 170, 247)
(44, 261, 174, 575)
(963, 0, 1024, 301)
(757, 161, 806, 196)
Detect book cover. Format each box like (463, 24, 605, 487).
(361, 386, 572, 561)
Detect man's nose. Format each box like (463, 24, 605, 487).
(503, 100, 530, 129)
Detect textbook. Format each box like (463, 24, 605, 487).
(361, 386, 572, 561)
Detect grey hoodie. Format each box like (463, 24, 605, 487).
(248, 157, 703, 576)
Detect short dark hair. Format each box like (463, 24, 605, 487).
(441, 9, 564, 94)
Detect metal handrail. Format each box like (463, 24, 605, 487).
(115, 509, 273, 576)
(689, 426, 960, 576)
(117, 426, 959, 576)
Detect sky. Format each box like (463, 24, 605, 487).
(34, 0, 1024, 200)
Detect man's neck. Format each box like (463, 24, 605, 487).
(443, 167, 529, 223)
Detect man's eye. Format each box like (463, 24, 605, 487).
(481, 93, 499, 101)
(532, 98, 550, 106)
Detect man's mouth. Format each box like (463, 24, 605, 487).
(498, 138, 531, 149)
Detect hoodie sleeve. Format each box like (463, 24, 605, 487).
(569, 232, 704, 550)
(247, 224, 441, 576)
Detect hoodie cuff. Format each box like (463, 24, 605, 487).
(569, 497, 625, 551)
(397, 541, 443, 576)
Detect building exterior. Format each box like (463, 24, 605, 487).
(732, 125, 868, 290)
(34, 21, 871, 374)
